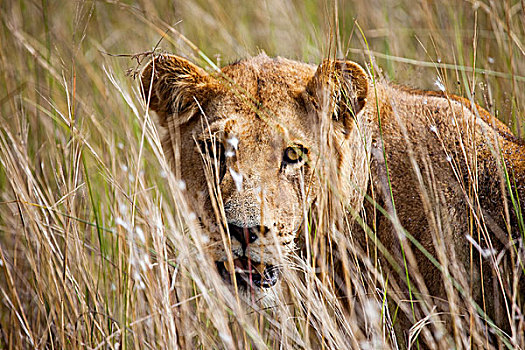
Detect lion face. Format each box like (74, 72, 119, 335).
(141, 54, 369, 298)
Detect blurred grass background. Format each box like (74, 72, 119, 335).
(0, 0, 523, 348)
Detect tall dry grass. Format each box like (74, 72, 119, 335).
(0, 0, 523, 349)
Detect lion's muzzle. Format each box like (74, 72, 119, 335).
(216, 259, 280, 289)
(215, 223, 280, 290)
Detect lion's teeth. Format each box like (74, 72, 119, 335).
(224, 259, 268, 275)
(234, 267, 251, 273)
(234, 267, 259, 274)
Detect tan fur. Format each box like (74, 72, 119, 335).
(141, 53, 524, 335)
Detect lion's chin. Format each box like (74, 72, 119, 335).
(215, 258, 280, 292)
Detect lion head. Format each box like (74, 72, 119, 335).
(141, 53, 370, 300)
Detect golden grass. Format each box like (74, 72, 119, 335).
(0, 0, 523, 348)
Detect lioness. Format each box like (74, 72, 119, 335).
(141, 53, 524, 344)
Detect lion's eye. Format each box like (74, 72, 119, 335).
(283, 145, 308, 165)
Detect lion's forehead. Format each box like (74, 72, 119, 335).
(200, 56, 317, 139)
(220, 54, 316, 91)
(197, 107, 313, 150)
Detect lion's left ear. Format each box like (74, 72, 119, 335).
(140, 54, 217, 127)
(306, 60, 369, 131)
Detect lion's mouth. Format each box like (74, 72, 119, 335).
(216, 258, 280, 289)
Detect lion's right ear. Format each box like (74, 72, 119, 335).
(140, 54, 216, 126)
(306, 60, 369, 132)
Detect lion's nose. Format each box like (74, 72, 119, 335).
(227, 224, 268, 247)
